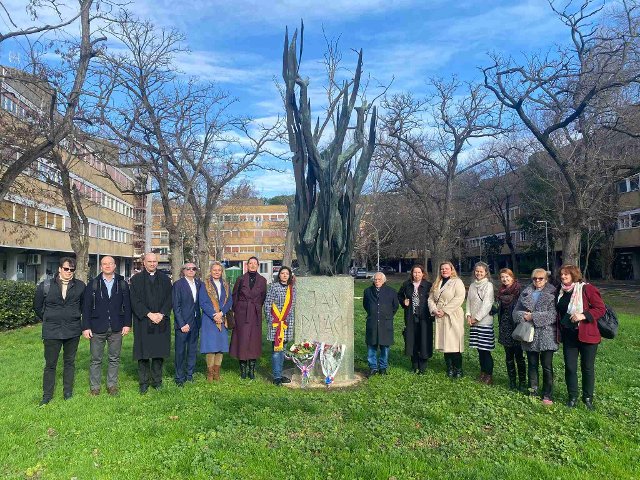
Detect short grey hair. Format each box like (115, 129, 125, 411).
(373, 272, 386, 283)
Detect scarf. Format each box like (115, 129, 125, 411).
(497, 281, 521, 307)
(559, 281, 584, 315)
(474, 277, 489, 301)
(271, 284, 293, 352)
(205, 276, 230, 331)
(60, 279, 70, 300)
(248, 272, 257, 289)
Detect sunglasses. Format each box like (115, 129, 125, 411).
(532, 277, 545, 281)
(61, 267, 76, 272)
(185, 267, 198, 271)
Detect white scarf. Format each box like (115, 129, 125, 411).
(560, 281, 584, 315)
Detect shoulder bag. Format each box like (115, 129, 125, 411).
(512, 321, 534, 343)
(597, 304, 618, 339)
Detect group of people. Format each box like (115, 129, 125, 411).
(363, 261, 606, 410)
(34, 253, 297, 405)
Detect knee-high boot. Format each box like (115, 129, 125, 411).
(248, 359, 256, 380)
(506, 359, 517, 390)
(239, 360, 247, 379)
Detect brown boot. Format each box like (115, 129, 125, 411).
(206, 366, 215, 383)
(483, 374, 494, 386)
(213, 365, 221, 381)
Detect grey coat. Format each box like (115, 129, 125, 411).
(512, 282, 558, 352)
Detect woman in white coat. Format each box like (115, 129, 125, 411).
(466, 262, 496, 385)
(428, 261, 467, 378)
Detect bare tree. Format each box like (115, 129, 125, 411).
(380, 79, 506, 276)
(483, 0, 640, 265)
(52, 149, 91, 281)
(0, 0, 107, 200)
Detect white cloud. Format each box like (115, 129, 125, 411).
(241, 169, 296, 196)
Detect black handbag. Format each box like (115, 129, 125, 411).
(598, 304, 618, 339)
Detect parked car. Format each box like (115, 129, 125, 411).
(355, 268, 374, 279)
(380, 265, 396, 274)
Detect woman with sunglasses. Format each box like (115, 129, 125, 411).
(199, 261, 233, 381)
(512, 268, 558, 404)
(556, 264, 605, 410)
(33, 257, 86, 405)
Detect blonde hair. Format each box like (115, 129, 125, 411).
(431, 261, 459, 292)
(209, 261, 227, 282)
(473, 261, 491, 279)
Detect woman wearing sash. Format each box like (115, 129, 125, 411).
(199, 262, 233, 382)
(428, 261, 467, 378)
(264, 266, 296, 386)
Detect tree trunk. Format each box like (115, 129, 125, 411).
(562, 228, 581, 267)
(196, 222, 211, 273)
(168, 228, 183, 280)
(599, 222, 616, 280)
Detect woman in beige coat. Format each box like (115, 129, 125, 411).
(428, 261, 467, 378)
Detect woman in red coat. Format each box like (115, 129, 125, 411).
(230, 257, 267, 379)
(556, 264, 606, 410)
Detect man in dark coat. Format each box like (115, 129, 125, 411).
(33, 257, 86, 405)
(82, 256, 132, 396)
(363, 272, 399, 376)
(230, 256, 267, 380)
(130, 253, 172, 393)
(172, 262, 202, 386)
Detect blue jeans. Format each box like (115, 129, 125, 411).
(367, 344, 389, 370)
(272, 342, 285, 380)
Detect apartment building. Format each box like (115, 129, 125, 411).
(0, 67, 144, 281)
(150, 201, 288, 281)
(462, 171, 640, 279)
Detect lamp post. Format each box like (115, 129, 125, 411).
(536, 220, 550, 273)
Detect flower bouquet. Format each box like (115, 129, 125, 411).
(285, 340, 319, 387)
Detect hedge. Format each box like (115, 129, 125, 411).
(0, 280, 38, 331)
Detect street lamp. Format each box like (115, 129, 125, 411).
(536, 220, 550, 273)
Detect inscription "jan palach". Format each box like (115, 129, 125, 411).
(298, 290, 349, 339)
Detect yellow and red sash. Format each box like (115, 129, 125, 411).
(271, 285, 292, 352)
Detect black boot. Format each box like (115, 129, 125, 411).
(506, 360, 517, 390)
(516, 359, 527, 393)
(445, 355, 454, 378)
(418, 359, 426, 375)
(240, 360, 247, 379)
(248, 359, 256, 380)
(412, 357, 419, 374)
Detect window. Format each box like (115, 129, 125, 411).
(519, 231, 527, 242)
(259, 262, 269, 274)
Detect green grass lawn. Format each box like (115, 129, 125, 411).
(1, 278, 638, 479)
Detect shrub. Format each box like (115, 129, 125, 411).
(0, 280, 37, 331)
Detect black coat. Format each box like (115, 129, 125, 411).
(82, 274, 132, 334)
(363, 284, 399, 346)
(398, 279, 433, 359)
(130, 270, 173, 360)
(34, 275, 86, 340)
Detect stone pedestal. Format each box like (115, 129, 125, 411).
(294, 275, 354, 381)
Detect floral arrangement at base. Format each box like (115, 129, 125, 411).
(285, 340, 319, 387)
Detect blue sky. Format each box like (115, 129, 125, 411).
(1, 0, 573, 196)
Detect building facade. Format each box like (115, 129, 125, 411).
(0, 67, 146, 281)
(150, 201, 289, 281)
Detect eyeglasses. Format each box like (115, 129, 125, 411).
(61, 267, 76, 272)
(532, 277, 545, 281)
(185, 267, 198, 271)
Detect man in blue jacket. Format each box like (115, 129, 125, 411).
(82, 256, 132, 396)
(172, 262, 202, 386)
